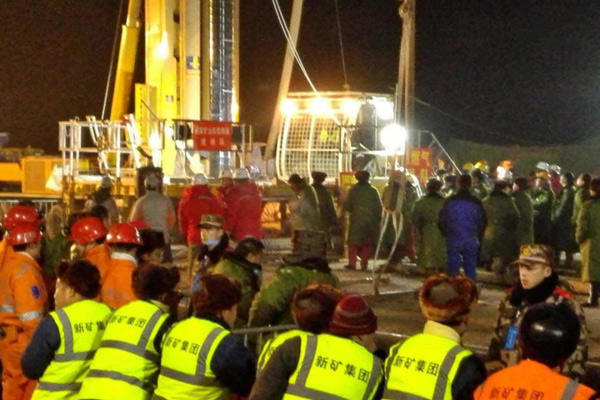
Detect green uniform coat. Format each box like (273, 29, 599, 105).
(312, 183, 338, 232)
(512, 189, 534, 247)
(248, 258, 340, 328)
(470, 183, 489, 200)
(481, 191, 520, 263)
(212, 252, 262, 328)
(552, 185, 578, 253)
(411, 193, 446, 270)
(573, 187, 591, 225)
(343, 181, 382, 247)
(531, 187, 555, 245)
(576, 196, 600, 283)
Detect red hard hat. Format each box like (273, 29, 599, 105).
(69, 217, 108, 244)
(7, 222, 43, 246)
(106, 223, 142, 245)
(3, 205, 41, 229)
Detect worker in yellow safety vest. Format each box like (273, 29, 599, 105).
(250, 295, 383, 400)
(383, 274, 486, 400)
(153, 274, 256, 399)
(21, 259, 112, 399)
(78, 265, 181, 400)
(256, 283, 343, 374)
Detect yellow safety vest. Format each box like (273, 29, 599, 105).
(283, 333, 382, 400)
(257, 329, 310, 373)
(78, 300, 171, 400)
(383, 333, 473, 400)
(152, 317, 230, 400)
(31, 300, 112, 400)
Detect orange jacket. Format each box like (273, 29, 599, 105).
(84, 244, 111, 282)
(0, 252, 48, 336)
(475, 360, 595, 400)
(0, 236, 14, 270)
(100, 254, 138, 309)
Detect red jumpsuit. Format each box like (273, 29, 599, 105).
(177, 185, 225, 245)
(225, 181, 264, 241)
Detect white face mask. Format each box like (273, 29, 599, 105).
(204, 238, 220, 247)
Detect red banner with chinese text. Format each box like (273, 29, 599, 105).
(406, 148, 433, 184)
(192, 121, 233, 150)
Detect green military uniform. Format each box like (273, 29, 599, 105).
(487, 278, 588, 380)
(312, 183, 338, 233)
(78, 300, 173, 400)
(481, 192, 520, 264)
(470, 183, 489, 200)
(344, 181, 382, 247)
(411, 193, 446, 272)
(248, 259, 340, 328)
(283, 334, 382, 400)
(512, 189, 534, 247)
(576, 195, 600, 283)
(153, 317, 231, 400)
(212, 253, 262, 328)
(32, 300, 112, 400)
(553, 185, 578, 253)
(531, 187, 555, 245)
(573, 187, 591, 226)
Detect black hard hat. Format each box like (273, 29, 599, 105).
(519, 303, 580, 368)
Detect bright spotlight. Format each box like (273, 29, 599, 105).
(309, 97, 331, 115)
(281, 99, 298, 115)
(380, 124, 408, 154)
(341, 99, 360, 117)
(376, 101, 394, 120)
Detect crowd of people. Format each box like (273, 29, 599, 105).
(0, 162, 598, 400)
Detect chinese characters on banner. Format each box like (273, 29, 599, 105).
(406, 148, 433, 184)
(339, 172, 358, 194)
(192, 121, 233, 151)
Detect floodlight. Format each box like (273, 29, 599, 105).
(309, 97, 331, 115)
(281, 99, 298, 115)
(376, 101, 394, 120)
(380, 124, 408, 154)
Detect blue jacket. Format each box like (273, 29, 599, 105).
(438, 190, 487, 246)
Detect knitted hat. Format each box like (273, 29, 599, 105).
(329, 295, 377, 336)
(192, 274, 242, 314)
(419, 274, 478, 324)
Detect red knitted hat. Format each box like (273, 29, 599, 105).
(329, 295, 377, 336)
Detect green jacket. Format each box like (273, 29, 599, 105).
(511, 189, 534, 247)
(573, 187, 591, 225)
(42, 233, 71, 278)
(553, 185, 577, 253)
(312, 183, 338, 232)
(576, 196, 600, 282)
(531, 187, 555, 245)
(343, 182, 382, 246)
(481, 191, 520, 262)
(248, 258, 340, 328)
(212, 252, 262, 328)
(411, 193, 446, 270)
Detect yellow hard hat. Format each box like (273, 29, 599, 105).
(474, 160, 489, 173)
(462, 162, 474, 172)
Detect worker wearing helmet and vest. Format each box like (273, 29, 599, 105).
(153, 274, 256, 400)
(0, 205, 42, 269)
(69, 216, 110, 281)
(0, 222, 47, 400)
(250, 295, 383, 400)
(383, 274, 485, 400)
(100, 223, 143, 309)
(21, 259, 112, 399)
(475, 303, 595, 400)
(79, 264, 180, 400)
(256, 284, 343, 374)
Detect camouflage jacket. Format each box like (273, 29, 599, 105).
(487, 279, 588, 380)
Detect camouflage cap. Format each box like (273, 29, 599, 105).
(197, 214, 224, 229)
(512, 244, 554, 267)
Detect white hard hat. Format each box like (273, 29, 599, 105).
(549, 164, 561, 174)
(219, 169, 233, 179)
(233, 168, 250, 180)
(193, 173, 208, 185)
(535, 161, 550, 171)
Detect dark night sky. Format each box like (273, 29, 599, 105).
(1, 1, 600, 153)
